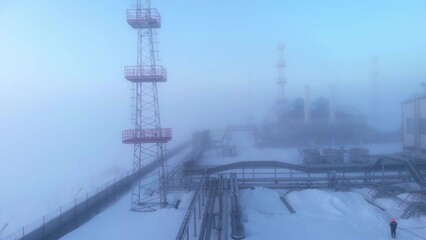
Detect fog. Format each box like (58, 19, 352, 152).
(1, 0, 426, 232)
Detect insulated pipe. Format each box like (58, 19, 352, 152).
(304, 86, 311, 124)
(230, 173, 245, 239)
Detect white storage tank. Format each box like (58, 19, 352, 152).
(322, 148, 343, 164)
(301, 149, 321, 164)
(349, 148, 369, 163)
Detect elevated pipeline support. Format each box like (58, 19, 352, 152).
(280, 196, 296, 214)
(376, 155, 426, 186)
(217, 175, 229, 240)
(175, 175, 206, 240)
(187, 155, 426, 187)
(199, 179, 219, 240)
(230, 173, 245, 239)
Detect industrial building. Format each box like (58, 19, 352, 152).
(402, 86, 426, 156)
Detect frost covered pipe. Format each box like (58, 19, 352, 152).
(329, 85, 336, 124)
(230, 173, 245, 239)
(304, 86, 311, 124)
(175, 175, 206, 240)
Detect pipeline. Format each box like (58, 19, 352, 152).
(217, 175, 228, 240)
(230, 173, 245, 239)
(189, 155, 426, 187)
(376, 155, 426, 186)
(198, 180, 219, 240)
(175, 175, 206, 240)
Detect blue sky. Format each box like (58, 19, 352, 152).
(1, 0, 426, 165)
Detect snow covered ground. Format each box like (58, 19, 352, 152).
(59, 133, 422, 240)
(240, 187, 426, 240)
(0, 159, 131, 237)
(61, 186, 426, 240)
(0, 129, 412, 240)
(0, 145, 192, 237)
(60, 191, 194, 240)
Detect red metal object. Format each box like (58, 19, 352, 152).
(122, 128, 172, 144)
(127, 9, 161, 29)
(124, 65, 167, 82)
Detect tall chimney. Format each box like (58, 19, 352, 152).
(304, 86, 311, 124)
(329, 85, 336, 124)
(421, 83, 426, 96)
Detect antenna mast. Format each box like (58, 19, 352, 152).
(122, 0, 172, 211)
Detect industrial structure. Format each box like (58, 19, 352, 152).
(4, 1, 426, 239)
(265, 83, 369, 146)
(276, 43, 288, 115)
(7, 129, 426, 239)
(264, 44, 376, 146)
(122, 0, 172, 211)
(371, 57, 381, 127)
(276, 43, 287, 105)
(402, 84, 426, 156)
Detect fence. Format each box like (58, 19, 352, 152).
(3, 141, 191, 240)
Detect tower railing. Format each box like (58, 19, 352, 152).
(122, 128, 172, 144)
(127, 8, 161, 29)
(124, 65, 167, 82)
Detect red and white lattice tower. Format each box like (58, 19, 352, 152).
(122, 0, 172, 211)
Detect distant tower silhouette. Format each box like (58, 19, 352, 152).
(371, 57, 380, 127)
(276, 43, 286, 103)
(275, 42, 288, 119)
(329, 85, 336, 124)
(122, 0, 172, 211)
(304, 85, 311, 124)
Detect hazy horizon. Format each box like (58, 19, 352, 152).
(1, 0, 426, 187)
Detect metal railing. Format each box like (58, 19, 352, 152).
(122, 128, 172, 143)
(3, 141, 191, 240)
(127, 8, 161, 24)
(124, 65, 167, 81)
(2, 172, 133, 240)
(230, 173, 244, 239)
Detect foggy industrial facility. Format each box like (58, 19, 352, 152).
(2, 0, 426, 240)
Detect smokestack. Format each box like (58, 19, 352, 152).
(329, 85, 336, 124)
(304, 86, 310, 124)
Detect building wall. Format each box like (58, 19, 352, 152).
(420, 98, 426, 149)
(403, 97, 426, 151)
(403, 101, 415, 148)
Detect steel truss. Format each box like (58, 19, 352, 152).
(123, 0, 171, 212)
